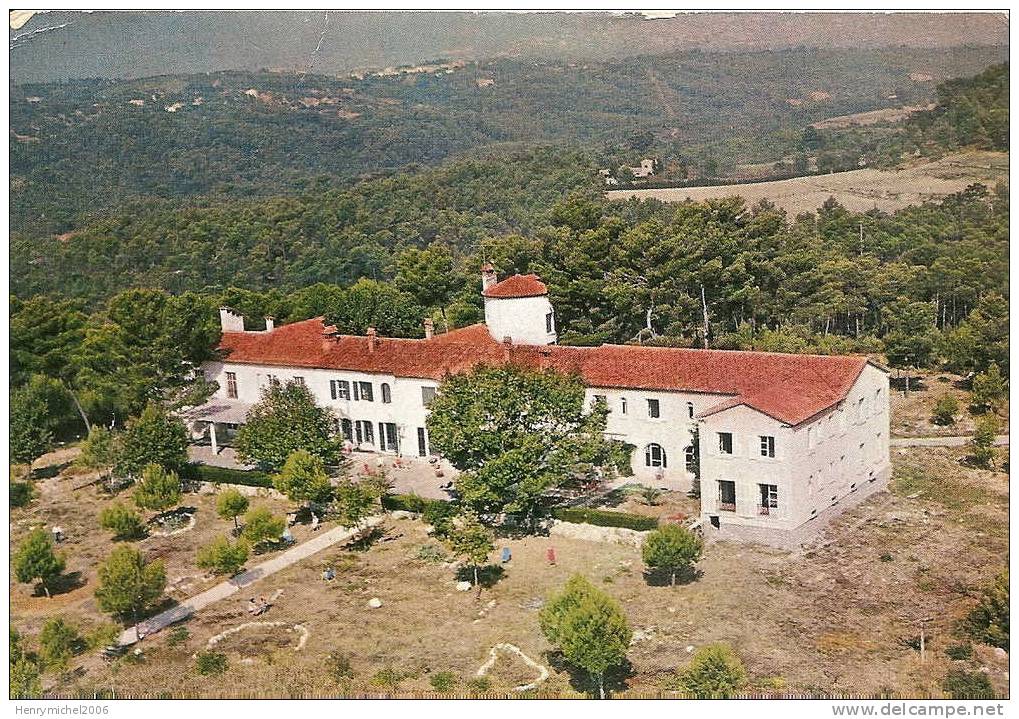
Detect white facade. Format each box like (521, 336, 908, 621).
(197, 275, 891, 548)
(484, 294, 557, 346)
(698, 363, 891, 544)
(201, 359, 439, 459)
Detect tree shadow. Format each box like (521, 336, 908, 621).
(455, 564, 505, 589)
(546, 650, 635, 697)
(890, 376, 926, 393)
(31, 462, 70, 480)
(642, 567, 703, 587)
(36, 570, 85, 597)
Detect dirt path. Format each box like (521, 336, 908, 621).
(890, 434, 1009, 448)
(118, 516, 383, 646)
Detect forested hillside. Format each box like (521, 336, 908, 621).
(905, 63, 1009, 151)
(10, 46, 1005, 237)
(9, 58, 1010, 449)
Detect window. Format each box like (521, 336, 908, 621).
(647, 398, 660, 419)
(717, 432, 733, 455)
(759, 484, 778, 515)
(354, 420, 374, 446)
(687, 402, 694, 419)
(645, 443, 667, 468)
(421, 386, 437, 406)
(225, 372, 238, 399)
(331, 379, 351, 400)
(684, 445, 696, 473)
(417, 427, 428, 457)
(266, 374, 280, 386)
(545, 311, 554, 333)
(718, 480, 736, 511)
(379, 422, 398, 452)
(294, 376, 305, 386)
(592, 395, 607, 409)
(355, 381, 373, 402)
(341, 419, 353, 441)
(759, 435, 775, 458)
(381, 383, 392, 404)
(620, 397, 627, 415)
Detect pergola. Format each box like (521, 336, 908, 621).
(183, 399, 251, 454)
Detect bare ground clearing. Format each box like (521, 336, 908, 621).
(15, 444, 1007, 698)
(607, 151, 1009, 215)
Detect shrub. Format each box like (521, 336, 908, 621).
(370, 667, 404, 690)
(13, 528, 65, 597)
(326, 652, 354, 683)
(10, 657, 43, 698)
(195, 651, 228, 676)
(415, 544, 447, 563)
(553, 507, 658, 531)
(970, 414, 1001, 469)
(132, 463, 183, 513)
(942, 669, 994, 699)
(932, 393, 959, 425)
(381, 493, 430, 513)
(970, 363, 1006, 413)
(39, 617, 82, 670)
(185, 463, 272, 488)
(77, 425, 119, 471)
(241, 507, 286, 547)
(430, 671, 457, 692)
(642, 524, 703, 586)
(196, 536, 250, 576)
(945, 643, 973, 660)
(674, 643, 747, 698)
(84, 623, 121, 651)
(465, 677, 492, 693)
(99, 503, 146, 540)
(167, 626, 190, 647)
(10, 478, 33, 508)
(968, 569, 1008, 650)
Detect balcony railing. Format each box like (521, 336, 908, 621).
(718, 502, 736, 512)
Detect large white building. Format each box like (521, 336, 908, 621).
(195, 269, 891, 547)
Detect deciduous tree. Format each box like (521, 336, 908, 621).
(196, 536, 250, 576)
(115, 403, 189, 479)
(443, 513, 494, 589)
(273, 449, 334, 506)
(235, 380, 340, 472)
(216, 488, 249, 531)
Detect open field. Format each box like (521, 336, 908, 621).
(607, 151, 1009, 215)
(890, 372, 1010, 439)
(12, 442, 1008, 698)
(809, 104, 935, 130)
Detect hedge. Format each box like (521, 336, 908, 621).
(553, 507, 658, 531)
(184, 463, 273, 489)
(382, 493, 450, 514)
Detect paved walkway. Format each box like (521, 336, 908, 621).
(118, 515, 383, 646)
(891, 434, 1009, 448)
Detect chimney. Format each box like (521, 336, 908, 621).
(481, 262, 497, 292)
(264, 315, 275, 332)
(423, 318, 434, 340)
(366, 327, 378, 354)
(218, 307, 245, 333)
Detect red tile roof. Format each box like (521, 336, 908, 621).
(217, 318, 874, 426)
(482, 273, 548, 298)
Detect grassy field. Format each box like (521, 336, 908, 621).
(607, 151, 1009, 215)
(889, 371, 1009, 439)
(12, 438, 1008, 698)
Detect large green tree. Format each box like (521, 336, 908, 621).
(427, 365, 621, 517)
(115, 403, 189, 479)
(323, 279, 426, 338)
(273, 449, 334, 506)
(539, 574, 631, 699)
(94, 545, 167, 619)
(235, 380, 341, 472)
